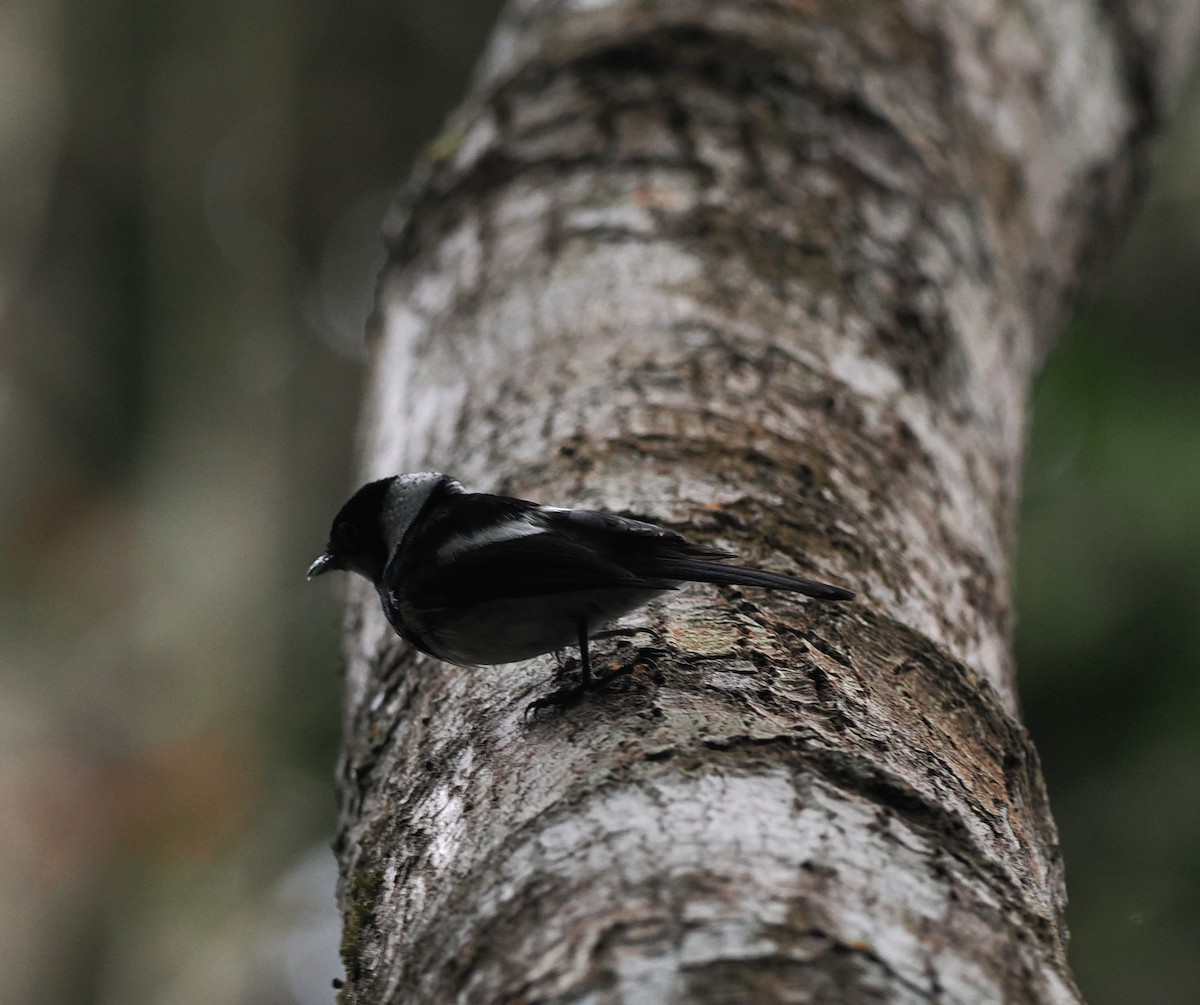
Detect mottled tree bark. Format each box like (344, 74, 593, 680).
(333, 1, 1197, 1002)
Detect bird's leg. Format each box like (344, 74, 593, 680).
(578, 623, 592, 690)
(552, 647, 576, 677)
(525, 622, 624, 717)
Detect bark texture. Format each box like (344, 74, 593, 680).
(334, 1, 1197, 1002)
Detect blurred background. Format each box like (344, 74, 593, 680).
(0, 1, 1195, 1002)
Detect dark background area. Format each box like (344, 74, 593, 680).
(0, 3, 1195, 1002)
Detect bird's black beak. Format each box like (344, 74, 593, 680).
(307, 551, 337, 580)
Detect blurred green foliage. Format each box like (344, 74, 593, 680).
(1018, 99, 1200, 1005)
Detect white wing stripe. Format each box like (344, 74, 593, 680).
(436, 518, 547, 561)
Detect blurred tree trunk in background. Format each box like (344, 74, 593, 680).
(334, 1, 1198, 1002)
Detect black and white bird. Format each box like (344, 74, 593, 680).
(308, 473, 853, 697)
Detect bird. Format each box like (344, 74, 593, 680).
(308, 473, 853, 704)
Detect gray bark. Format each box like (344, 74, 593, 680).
(333, 1, 1198, 1002)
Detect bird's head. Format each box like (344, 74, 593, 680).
(307, 472, 455, 585)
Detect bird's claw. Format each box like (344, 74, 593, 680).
(524, 663, 635, 719)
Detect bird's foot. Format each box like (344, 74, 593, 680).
(524, 663, 634, 718)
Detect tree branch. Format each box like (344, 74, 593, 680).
(333, 1, 1197, 1001)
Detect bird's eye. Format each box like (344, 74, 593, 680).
(334, 521, 361, 551)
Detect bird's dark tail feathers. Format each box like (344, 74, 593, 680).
(653, 559, 854, 601)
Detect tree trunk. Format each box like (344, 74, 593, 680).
(333, 1, 1197, 1002)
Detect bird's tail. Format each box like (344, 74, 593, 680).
(653, 559, 854, 601)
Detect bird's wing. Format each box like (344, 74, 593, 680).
(536, 506, 730, 558)
(537, 507, 853, 601)
(391, 519, 675, 610)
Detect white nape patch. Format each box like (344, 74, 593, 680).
(382, 473, 455, 554)
(436, 517, 547, 562)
